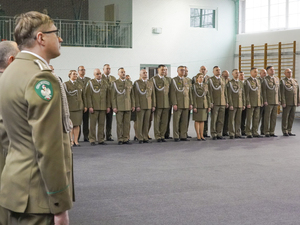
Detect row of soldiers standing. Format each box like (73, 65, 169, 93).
(63, 64, 300, 146)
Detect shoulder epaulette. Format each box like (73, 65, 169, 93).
(33, 59, 51, 71)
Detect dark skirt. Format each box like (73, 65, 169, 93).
(70, 110, 83, 126)
(193, 108, 208, 122)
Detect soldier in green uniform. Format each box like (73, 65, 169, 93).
(280, 68, 300, 136)
(262, 66, 281, 137)
(227, 69, 245, 139)
(0, 40, 19, 225)
(151, 65, 171, 142)
(258, 69, 267, 135)
(184, 66, 193, 138)
(222, 70, 231, 136)
(86, 68, 111, 145)
(192, 73, 211, 141)
(77, 65, 90, 141)
(164, 66, 173, 140)
(102, 64, 117, 141)
(170, 66, 193, 141)
(239, 71, 247, 136)
(0, 11, 73, 224)
(64, 70, 85, 146)
(245, 68, 264, 138)
(111, 68, 135, 145)
(134, 69, 156, 143)
(208, 66, 228, 140)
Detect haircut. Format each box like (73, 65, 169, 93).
(158, 64, 166, 69)
(250, 67, 257, 72)
(196, 73, 204, 79)
(14, 11, 53, 50)
(68, 70, 76, 78)
(0, 41, 19, 70)
(239, 71, 244, 74)
(118, 67, 124, 71)
(103, 64, 110, 68)
(232, 69, 238, 72)
(78, 66, 84, 71)
(177, 65, 185, 69)
(213, 66, 219, 69)
(266, 66, 273, 71)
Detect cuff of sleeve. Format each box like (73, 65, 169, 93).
(48, 185, 73, 214)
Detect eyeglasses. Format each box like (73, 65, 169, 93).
(34, 29, 60, 39)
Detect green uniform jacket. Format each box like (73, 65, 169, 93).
(192, 83, 211, 109)
(76, 76, 90, 107)
(86, 78, 111, 110)
(0, 52, 72, 214)
(102, 74, 117, 85)
(245, 77, 263, 107)
(111, 79, 135, 111)
(64, 80, 84, 111)
(262, 75, 281, 104)
(280, 77, 300, 106)
(192, 74, 210, 84)
(170, 76, 193, 108)
(208, 76, 227, 106)
(227, 79, 245, 108)
(134, 79, 156, 109)
(151, 75, 171, 109)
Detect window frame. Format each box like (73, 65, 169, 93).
(190, 6, 218, 29)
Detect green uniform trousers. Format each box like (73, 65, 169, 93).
(259, 105, 265, 134)
(89, 110, 106, 143)
(116, 111, 131, 142)
(282, 105, 296, 134)
(264, 104, 278, 135)
(154, 108, 170, 140)
(228, 107, 242, 137)
(245, 107, 260, 136)
(136, 109, 151, 141)
(9, 211, 54, 225)
(210, 105, 225, 137)
(223, 108, 229, 135)
(173, 108, 189, 139)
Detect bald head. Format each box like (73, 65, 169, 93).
(260, 69, 267, 79)
(0, 41, 19, 71)
(140, 69, 148, 80)
(200, 66, 207, 75)
(93, 68, 102, 80)
(284, 68, 292, 79)
(222, 70, 229, 80)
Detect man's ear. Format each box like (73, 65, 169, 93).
(7, 55, 15, 66)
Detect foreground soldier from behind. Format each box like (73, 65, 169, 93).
(280, 68, 300, 136)
(245, 68, 263, 138)
(86, 68, 111, 146)
(262, 66, 281, 137)
(0, 11, 73, 224)
(0, 40, 19, 225)
(134, 69, 156, 143)
(258, 69, 267, 135)
(77, 65, 89, 141)
(151, 65, 171, 142)
(208, 66, 228, 140)
(227, 69, 245, 139)
(111, 68, 135, 145)
(102, 64, 116, 141)
(170, 66, 193, 141)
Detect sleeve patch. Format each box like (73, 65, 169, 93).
(35, 80, 53, 101)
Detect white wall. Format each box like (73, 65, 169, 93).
(51, 0, 236, 82)
(89, 0, 132, 23)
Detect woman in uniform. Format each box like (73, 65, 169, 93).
(64, 70, 85, 146)
(192, 73, 211, 141)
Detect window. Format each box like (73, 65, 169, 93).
(190, 8, 216, 28)
(240, 0, 300, 33)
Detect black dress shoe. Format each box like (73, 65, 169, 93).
(217, 136, 225, 140)
(148, 136, 152, 140)
(118, 141, 123, 145)
(90, 142, 96, 146)
(197, 138, 201, 141)
(143, 140, 150, 143)
(288, 133, 296, 136)
(201, 138, 206, 141)
(167, 136, 173, 139)
(247, 135, 253, 138)
(139, 140, 143, 144)
(270, 134, 277, 137)
(235, 136, 245, 139)
(265, 134, 270, 137)
(134, 136, 138, 141)
(180, 138, 190, 141)
(161, 139, 166, 142)
(107, 138, 114, 141)
(230, 136, 234, 139)
(187, 135, 192, 138)
(261, 132, 265, 135)
(174, 138, 180, 142)
(212, 137, 217, 140)
(253, 135, 263, 138)
(157, 139, 162, 142)
(242, 132, 246, 136)
(123, 141, 132, 144)
(204, 134, 210, 138)
(84, 138, 89, 142)
(99, 142, 107, 145)
(283, 133, 289, 136)
(223, 133, 229, 137)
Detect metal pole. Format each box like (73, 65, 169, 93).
(83, 21, 85, 47)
